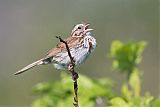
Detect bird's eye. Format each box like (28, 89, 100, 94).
(78, 26, 81, 29)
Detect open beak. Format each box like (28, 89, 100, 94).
(84, 24, 94, 32)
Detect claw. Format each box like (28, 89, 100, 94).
(68, 63, 74, 71)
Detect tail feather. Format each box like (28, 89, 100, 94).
(14, 59, 44, 75)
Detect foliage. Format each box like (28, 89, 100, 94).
(109, 69, 153, 107)
(32, 40, 159, 107)
(109, 40, 147, 77)
(109, 40, 155, 107)
(32, 73, 114, 107)
(151, 98, 160, 107)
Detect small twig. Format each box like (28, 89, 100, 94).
(56, 36, 79, 107)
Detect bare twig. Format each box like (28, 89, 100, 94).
(56, 36, 79, 107)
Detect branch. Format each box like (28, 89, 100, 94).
(56, 36, 79, 107)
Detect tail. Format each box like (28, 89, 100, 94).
(14, 58, 44, 75)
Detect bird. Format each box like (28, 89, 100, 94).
(14, 23, 96, 75)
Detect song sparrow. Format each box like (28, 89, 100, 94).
(14, 23, 96, 75)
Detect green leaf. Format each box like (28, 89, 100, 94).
(151, 98, 160, 107)
(110, 40, 123, 57)
(109, 97, 130, 107)
(129, 69, 140, 97)
(32, 73, 114, 107)
(143, 93, 153, 106)
(121, 84, 132, 101)
(109, 40, 147, 78)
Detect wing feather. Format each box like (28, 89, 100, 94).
(47, 37, 82, 57)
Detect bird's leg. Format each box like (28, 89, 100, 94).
(68, 63, 74, 71)
(68, 60, 79, 81)
(72, 71, 79, 81)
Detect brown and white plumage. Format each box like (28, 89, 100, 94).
(14, 23, 96, 75)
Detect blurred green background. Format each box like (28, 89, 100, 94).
(0, 0, 159, 106)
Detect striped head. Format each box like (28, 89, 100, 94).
(71, 23, 93, 37)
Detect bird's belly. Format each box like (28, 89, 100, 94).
(53, 47, 89, 69)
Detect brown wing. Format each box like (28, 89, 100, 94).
(47, 36, 82, 57)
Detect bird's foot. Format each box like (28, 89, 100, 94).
(68, 63, 78, 81)
(68, 63, 74, 71)
(72, 71, 79, 81)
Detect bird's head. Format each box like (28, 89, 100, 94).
(71, 23, 93, 37)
